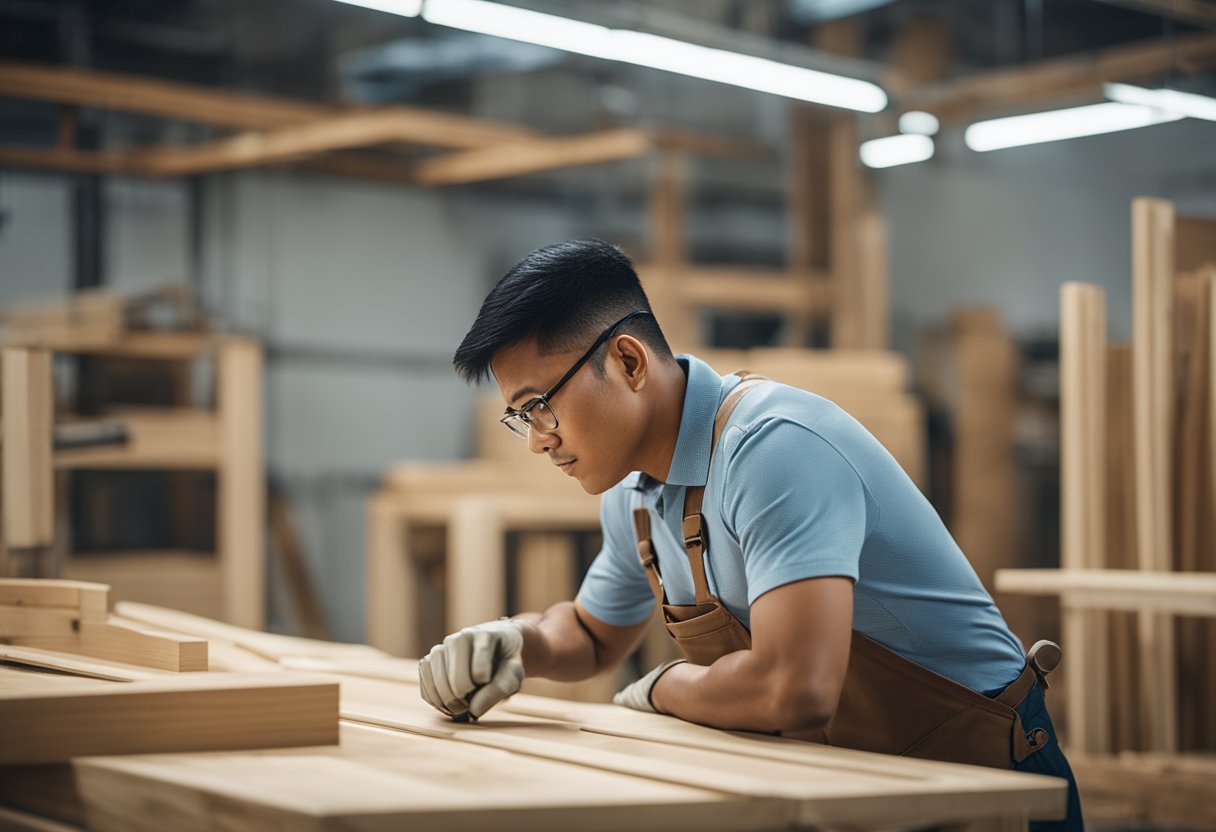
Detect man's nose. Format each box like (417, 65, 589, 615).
(527, 424, 558, 455)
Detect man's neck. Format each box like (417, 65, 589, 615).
(635, 358, 688, 483)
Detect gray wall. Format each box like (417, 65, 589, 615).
(877, 117, 1216, 353)
(2, 113, 1213, 641)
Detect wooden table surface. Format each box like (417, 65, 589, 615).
(2, 650, 1069, 832)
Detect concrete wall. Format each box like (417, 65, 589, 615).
(2, 112, 1213, 642)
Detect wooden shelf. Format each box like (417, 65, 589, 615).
(995, 568, 1216, 617)
(4, 331, 219, 359)
(54, 408, 219, 470)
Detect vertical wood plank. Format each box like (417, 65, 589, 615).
(447, 496, 505, 632)
(828, 116, 862, 349)
(2, 349, 54, 552)
(1131, 197, 1177, 753)
(218, 338, 265, 630)
(646, 151, 695, 350)
(1059, 283, 1110, 753)
(365, 495, 417, 657)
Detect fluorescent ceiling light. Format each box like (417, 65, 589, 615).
(413, 0, 887, 112)
(609, 30, 886, 112)
(1104, 82, 1216, 123)
(423, 0, 616, 59)
(964, 102, 1183, 152)
(335, 0, 423, 16)
(898, 110, 939, 136)
(859, 134, 933, 168)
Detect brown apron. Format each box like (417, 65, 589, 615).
(631, 372, 1058, 770)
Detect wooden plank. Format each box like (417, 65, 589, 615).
(9, 618, 208, 673)
(137, 111, 552, 178)
(0, 644, 164, 682)
(644, 151, 696, 350)
(0, 672, 338, 765)
(994, 568, 1216, 616)
(0, 60, 536, 145)
(217, 338, 264, 630)
(0, 579, 108, 621)
(1104, 343, 1141, 751)
(411, 128, 654, 186)
(0, 605, 81, 640)
(1175, 216, 1216, 273)
(54, 408, 220, 470)
(828, 116, 863, 348)
(1131, 197, 1178, 753)
(676, 267, 832, 315)
(365, 493, 418, 658)
(447, 497, 507, 631)
(2, 349, 54, 549)
(70, 722, 774, 832)
(904, 33, 1216, 121)
(1058, 284, 1110, 753)
(112, 600, 387, 664)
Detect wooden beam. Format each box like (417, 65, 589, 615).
(1131, 197, 1177, 754)
(904, 33, 1216, 122)
(995, 569, 1216, 617)
(1059, 284, 1110, 754)
(0, 60, 536, 147)
(217, 339, 264, 630)
(410, 128, 654, 186)
(677, 267, 832, 315)
(2, 349, 54, 551)
(0, 579, 107, 620)
(0, 672, 338, 765)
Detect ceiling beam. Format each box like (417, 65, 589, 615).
(0, 60, 538, 149)
(409, 129, 656, 186)
(903, 32, 1216, 122)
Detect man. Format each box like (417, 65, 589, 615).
(419, 238, 1081, 830)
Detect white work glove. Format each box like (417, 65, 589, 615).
(418, 619, 525, 721)
(612, 659, 686, 714)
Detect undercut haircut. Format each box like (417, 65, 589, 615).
(453, 238, 673, 384)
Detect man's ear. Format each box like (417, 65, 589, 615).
(613, 335, 649, 392)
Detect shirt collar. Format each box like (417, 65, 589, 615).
(663, 354, 724, 487)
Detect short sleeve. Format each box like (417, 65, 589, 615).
(575, 485, 656, 627)
(722, 419, 869, 606)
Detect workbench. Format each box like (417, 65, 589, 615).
(0, 600, 1069, 832)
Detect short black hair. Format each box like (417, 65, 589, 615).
(453, 238, 673, 384)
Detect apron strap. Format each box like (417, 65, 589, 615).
(632, 505, 667, 605)
(681, 372, 769, 605)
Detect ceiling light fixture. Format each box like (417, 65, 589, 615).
(334, 0, 424, 16)
(898, 110, 939, 136)
(964, 102, 1183, 152)
(1104, 82, 1216, 123)
(340, 0, 887, 112)
(859, 134, 934, 168)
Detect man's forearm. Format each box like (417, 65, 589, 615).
(512, 601, 601, 682)
(649, 650, 832, 733)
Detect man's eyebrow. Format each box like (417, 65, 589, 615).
(507, 386, 542, 407)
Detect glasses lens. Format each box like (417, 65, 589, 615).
(502, 414, 530, 438)
(529, 400, 557, 432)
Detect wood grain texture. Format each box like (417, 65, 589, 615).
(2, 349, 53, 549)
(0, 672, 338, 765)
(1131, 197, 1178, 753)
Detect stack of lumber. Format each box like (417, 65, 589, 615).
(995, 198, 1216, 829)
(1, 284, 203, 351)
(0, 585, 1068, 832)
(0, 579, 340, 767)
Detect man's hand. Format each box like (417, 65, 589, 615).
(612, 659, 686, 714)
(418, 619, 525, 720)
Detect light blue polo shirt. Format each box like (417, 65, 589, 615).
(577, 354, 1027, 693)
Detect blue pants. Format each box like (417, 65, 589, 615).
(995, 681, 1085, 831)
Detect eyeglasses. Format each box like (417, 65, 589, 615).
(500, 310, 652, 438)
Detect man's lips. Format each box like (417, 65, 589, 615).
(553, 458, 577, 473)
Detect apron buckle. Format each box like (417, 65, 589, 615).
(1027, 640, 1062, 691)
